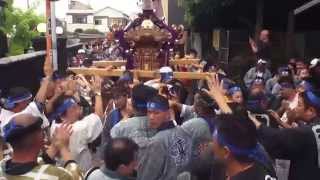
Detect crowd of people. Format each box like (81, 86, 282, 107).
(0, 29, 320, 180)
(70, 39, 124, 67)
(70, 25, 127, 67)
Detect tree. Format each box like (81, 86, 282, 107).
(179, 0, 236, 57)
(0, 0, 44, 56)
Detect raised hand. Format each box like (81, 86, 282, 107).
(52, 123, 73, 150)
(91, 76, 102, 94)
(205, 74, 232, 114)
(133, 71, 140, 86)
(268, 110, 293, 129)
(247, 111, 262, 129)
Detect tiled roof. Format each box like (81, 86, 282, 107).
(69, 0, 93, 10)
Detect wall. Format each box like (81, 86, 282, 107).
(66, 15, 73, 24)
(67, 23, 95, 33)
(66, 14, 95, 32)
(190, 32, 202, 58)
(0, 43, 82, 95)
(304, 31, 320, 59)
(0, 52, 46, 95)
(94, 17, 109, 32)
(161, 0, 169, 24)
(167, 0, 185, 25)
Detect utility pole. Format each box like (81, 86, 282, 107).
(44, 0, 59, 75)
(51, 0, 58, 71)
(44, 0, 53, 76)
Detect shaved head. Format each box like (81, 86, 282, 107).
(261, 30, 270, 36)
(260, 29, 270, 43)
(6, 114, 43, 151)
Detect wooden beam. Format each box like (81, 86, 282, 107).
(173, 71, 212, 79)
(93, 59, 201, 68)
(93, 61, 126, 67)
(169, 59, 200, 65)
(68, 67, 212, 80)
(294, 0, 320, 15)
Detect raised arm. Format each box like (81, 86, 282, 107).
(35, 76, 51, 104)
(91, 76, 104, 119)
(249, 37, 258, 53)
(248, 111, 305, 159)
(205, 74, 232, 114)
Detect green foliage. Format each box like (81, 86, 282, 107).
(83, 28, 103, 34)
(74, 28, 84, 33)
(0, 0, 45, 56)
(179, 0, 235, 31)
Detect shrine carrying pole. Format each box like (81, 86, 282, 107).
(68, 68, 213, 80)
(93, 59, 201, 68)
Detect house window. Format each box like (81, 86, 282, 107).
(73, 15, 87, 24)
(95, 19, 102, 25)
(110, 18, 121, 26)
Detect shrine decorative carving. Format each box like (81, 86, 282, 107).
(114, 3, 180, 70)
(124, 20, 172, 70)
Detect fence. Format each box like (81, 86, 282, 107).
(0, 43, 82, 95)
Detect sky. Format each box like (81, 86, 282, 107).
(13, 0, 141, 19)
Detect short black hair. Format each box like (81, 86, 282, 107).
(8, 87, 31, 99)
(167, 79, 188, 104)
(131, 84, 158, 113)
(278, 76, 294, 86)
(104, 138, 139, 171)
(194, 91, 217, 117)
(189, 49, 198, 57)
(111, 84, 129, 99)
(216, 111, 258, 163)
(52, 71, 66, 81)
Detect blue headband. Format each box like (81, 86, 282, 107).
(54, 98, 77, 117)
(305, 91, 320, 109)
(5, 93, 33, 109)
(132, 99, 147, 109)
(147, 102, 169, 112)
(228, 87, 242, 96)
(119, 74, 133, 82)
(4, 117, 42, 142)
(213, 129, 268, 166)
(160, 72, 173, 82)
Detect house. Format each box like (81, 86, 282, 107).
(66, 0, 129, 33)
(93, 6, 129, 32)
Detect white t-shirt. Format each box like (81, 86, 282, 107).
(0, 102, 50, 136)
(51, 113, 103, 171)
(0, 109, 14, 127)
